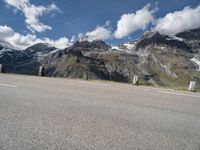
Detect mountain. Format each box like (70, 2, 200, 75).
(0, 40, 27, 73)
(40, 40, 133, 81)
(176, 28, 200, 70)
(176, 28, 200, 41)
(0, 40, 19, 50)
(0, 29, 200, 91)
(112, 29, 200, 89)
(0, 42, 58, 74)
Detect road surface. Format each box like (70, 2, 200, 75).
(0, 74, 200, 150)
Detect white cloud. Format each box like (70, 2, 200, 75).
(114, 4, 156, 39)
(78, 33, 85, 41)
(154, 5, 200, 35)
(0, 25, 72, 49)
(79, 21, 112, 42)
(70, 35, 76, 43)
(42, 37, 72, 49)
(0, 25, 15, 39)
(4, 0, 60, 33)
(85, 26, 112, 42)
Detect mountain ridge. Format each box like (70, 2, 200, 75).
(0, 28, 200, 91)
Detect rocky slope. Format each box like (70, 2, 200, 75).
(0, 29, 200, 91)
(0, 42, 58, 74)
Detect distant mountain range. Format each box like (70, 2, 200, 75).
(1, 28, 200, 91)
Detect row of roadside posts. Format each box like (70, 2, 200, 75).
(0, 64, 45, 76)
(132, 75, 197, 92)
(0, 65, 198, 92)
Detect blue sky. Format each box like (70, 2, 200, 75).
(0, 0, 200, 49)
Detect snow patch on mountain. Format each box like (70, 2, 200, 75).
(111, 44, 134, 54)
(0, 40, 20, 50)
(36, 49, 60, 61)
(167, 36, 184, 42)
(49, 49, 60, 54)
(122, 42, 135, 50)
(191, 57, 200, 71)
(160, 46, 165, 50)
(0, 48, 18, 55)
(111, 46, 129, 53)
(160, 63, 178, 78)
(111, 46, 123, 51)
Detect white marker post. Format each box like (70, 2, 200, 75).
(189, 81, 196, 92)
(83, 71, 88, 80)
(133, 75, 139, 85)
(0, 64, 2, 73)
(38, 66, 45, 76)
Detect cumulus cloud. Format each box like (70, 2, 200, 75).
(79, 21, 112, 42)
(0, 25, 72, 49)
(85, 26, 111, 42)
(114, 4, 156, 39)
(0, 25, 15, 39)
(154, 5, 200, 35)
(4, 0, 60, 33)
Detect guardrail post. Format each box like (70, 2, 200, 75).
(38, 66, 45, 76)
(0, 64, 5, 73)
(189, 81, 196, 92)
(133, 75, 139, 85)
(83, 71, 88, 80)
(0, 64, 2, 73)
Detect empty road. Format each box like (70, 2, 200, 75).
(0, 74, 200, 150)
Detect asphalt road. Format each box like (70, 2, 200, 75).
(0, 74, 200, 150)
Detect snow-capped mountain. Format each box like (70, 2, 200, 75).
(0, 40, 20, 51)
(24, 43, 58, 61)
(0, 42, 58, 74)
(111, 42, 136, 53)
(0, 40, 20, 58)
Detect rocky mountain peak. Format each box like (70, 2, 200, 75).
(25, 43, 56, 52)
(141, 31, 162, 39)
(135, 31, 168, 48)
(135, 31, 191, 52)
(176, 28, 200, 40)
(71, 40, 111, 51)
